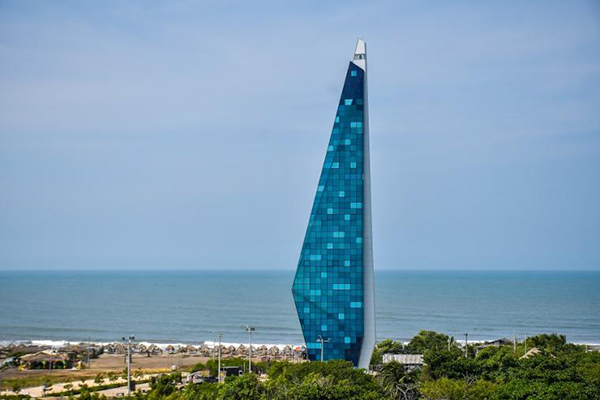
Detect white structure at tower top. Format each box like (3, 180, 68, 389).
(352, 38, 367, 71)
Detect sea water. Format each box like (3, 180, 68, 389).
(1, 270, 599, 345)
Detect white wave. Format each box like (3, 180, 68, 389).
(0, 339, 306, 350)
(4, 338, 596, 350)
(203, 341, 303, 350)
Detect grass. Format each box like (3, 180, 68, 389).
(1, 374, 86, 391)
(1, 369, 163, 393)
(47, 380, 150, 397)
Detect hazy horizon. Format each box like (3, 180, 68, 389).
(1, 1, 599, 271)
(2, 268, 600, 273)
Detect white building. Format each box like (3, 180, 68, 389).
(382, 354, 424, 372)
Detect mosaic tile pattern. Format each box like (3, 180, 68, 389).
(292, 61, 365, 366)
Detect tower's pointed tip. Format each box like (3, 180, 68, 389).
(352, 38, 367, 70)
(354, 38, 366, 56)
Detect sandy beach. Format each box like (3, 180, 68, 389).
(0, 349, 285, 398)
(1, 352, 228, 381)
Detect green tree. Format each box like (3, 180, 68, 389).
(11, 382, 22, 395)
(107, 372, 118, 383)
(148, 372, 180, 400)
(219, 374, 264, 400)
(422, 348, 479, 381)
(406, 330, 451, 353)
(179, 382, 220, 400)
(475, 346, 519, 381)
(378, 339, 405, 354)
(419, 377, 466, 400)
(377, 361, 419, 400)
(465, 379, 496, 399)
(79, 388, 107, 400)
(526, 333, 567, 351)
(371, 339, 405, 368)
(265, 360, 384, 400)
(133, 332, 600, 400)
(94, 373, 104, 385)
(190, 362, 206, 373)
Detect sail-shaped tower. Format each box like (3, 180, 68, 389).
(292, 39, 375, 369)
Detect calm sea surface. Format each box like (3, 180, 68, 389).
(1, 270, 599, 345)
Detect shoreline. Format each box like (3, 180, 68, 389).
(0, 340, 306, 351)
(2, 338, 599, 350)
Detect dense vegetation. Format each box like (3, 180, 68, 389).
(2, 331, 598, 399)
(371, 331, 600, 399)
(137, 332, 600, 399)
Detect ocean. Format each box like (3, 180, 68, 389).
(1, 270, 599, 346)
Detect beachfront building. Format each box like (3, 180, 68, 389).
(292, 39, 375, 369)
(382, 354, 424, 372)
(19, 351, 71, 369)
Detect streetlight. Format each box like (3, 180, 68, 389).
(86, 338, 91, 368)
(209, 331, 223, 383)
(121, 335, 135, 395)
(316, 335, 330, 362)
(245, 326, 255, 373)
(0, 365, 6, 394)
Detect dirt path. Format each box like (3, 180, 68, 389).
(1, 374, 158, 398)
(0, 352, 212, 394)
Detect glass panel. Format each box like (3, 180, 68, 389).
(292, 62, 366, 366)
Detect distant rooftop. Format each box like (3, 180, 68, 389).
(382, 354, 424, 365)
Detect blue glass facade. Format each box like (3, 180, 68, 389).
(292, 61, 366, 366)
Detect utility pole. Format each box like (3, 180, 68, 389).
(317, 335, 330, 362)
(464, 333, 468, 358)
(217, 333, 222, 383)
(87, 337, 91, 368)
(122, 335, 135, 396)
(210, 331, 223, 383)
(245, 326, 255, 373)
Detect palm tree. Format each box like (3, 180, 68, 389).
(108, 371, 118, 383)
(94, 373, 104, 385)
(377, 361, 419, 400)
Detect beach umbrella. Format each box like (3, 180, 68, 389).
(148, 344, 161, 354)
(114, 343, 126, 354)
(186, 345, 197, 353)
(199, 344, 211, 356)
(257, 345, 268, 355)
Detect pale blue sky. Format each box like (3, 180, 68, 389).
(1, 0, 599, 270)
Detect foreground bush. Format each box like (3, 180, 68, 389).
(85, 332, 600, 400)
